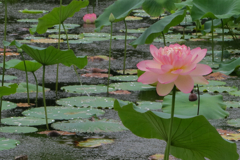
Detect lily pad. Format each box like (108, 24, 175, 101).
(76, 138, 114, 147)
(133, 12, 150, 17)
(0, 75, 17, 81)
(199, 86, 237, 93)
(109, 75, 138, 82)
(67, 39, 93, 44)
(125, 16, 143, 21)
(112, 35, 136, 40)
(0, 138, 20, 151)
(206, 80, 226, 86)
(17, 19, 38, 22)
(222, 133, 240, 141)
(54, 24, 80, 29)
(224, 101, 240, 108)
(0, 126, 37, 133)
(46, 29, 65, 33)
(119, 28, 146, 33)
(137, 101, 162, 110)
(2, 101, 17, 111)
(48, 34, 80, 39)
(2, 117, 55, 126)
(148, 154, 177, 160)
(227, 119, 240, 127)
(51, 118, 128, 133)
(19, 9, 48, 14)
(109, 82, 155, 91)
(83, 33, 110, 37)
(162, 92, 229, 119)
(5, 82, 50, 93)
(117, 69, 138, 75)
(61, 85, 115, 94)
(30, 38, 63, 43)
(56, 96, 117, 109)
(22, 106, 105, 120)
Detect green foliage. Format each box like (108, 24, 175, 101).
(2, 117, 55, 126)
(2, 101, 17, 111)
(0, 138, 20, 151)
(0, 83, 18, 97)
(13, 60, 42, 72)
(61, 85, 115, 94)
(162, 92, 229, 119)
(0, 126, 37, 133)
(114, 100, 239, 160)
(36, 0, 89, 34)
(95, 0, 144, 32)
(130, 8, 187, 48)
(213, 57, 240, 75)
(109, 82, 155, 91)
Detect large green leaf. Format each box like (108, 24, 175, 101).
(36, 0, 89, 34)
(0, 138, 20, 151)
(0, 83, 18, 97)
(114, 100, 239, 160)
(95, 0, 144, 32)
(191, 0, 240, 21)
(52, 118, 128, 133)
(20, 44, 87, 69)
(13, 60, 42, 72)
(142, 0, 181, 17)
(130, 8, 186, 48)
(213, 57, 240, 75)
(162, 92, 229, 119)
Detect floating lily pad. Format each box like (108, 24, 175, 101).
(22, 106, 105, 120)
(61, 85, 115, 94)
(31, 38, 63, 43)
(83, 33, 110, 37)
(48, 34, 80, 39)
(112, 35, 136, 40)
(16, 40, 31, 44)
(132, 9, 146, 13)
(46, 29, 65, 33)
(148, 154, 177, 160)
(17, 103, 35, 108)
(116, 69, 138, 75)
(81, 73, 111, 78)
(88, 55, 112, 61)
(205, 72, 230, 81)
(0, 138, 20, 151)
(206, 80, 226, 86)
(153, 38, 186, 43)
(125, 16, 143, 21)
(51, 118, 128, 133)
(162, 92, 229, 119)
(56, 96, 117, 109)
(134, 12, 150, 17)
(109, 75, 138, 82)
(17, 19, 38, 22)
(109, 90, 131, 95)
(109, 82, 155, 91)
(2, 101, 17, 111)
(119, 28, 146, 33)
(67, 39, 93, 44)
(136, 101, 162, 110)
(0, 126, 37, 133)
(76, 138, 114, 147)
(5, 83, 50, 93)
(229, 91, 240, 97)
(0, 75, 17, 81)
(224, 101, 240, 108)
(222, 133, 240, 141)
(2, 117, 55, 126)
(19, 9, 48, 14)
(199, 86, 237, 93)
(0, 52, 20, 56)
(24, 36, 44, 40)
(54, 24, 80, 29)
(227, 119, 240, 127)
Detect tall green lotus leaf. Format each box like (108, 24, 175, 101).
(95, 0, 144, 32)
(142, 0, 181, 17)
(191, 0, 240, 21)
(213, 57, 240, 75)
(36, 0, 89, 34)
(0, 59, 22, 69)
(13, 60, 42, 72)
(0, 84, 18, 97)
(130, 8, 186, 48)
(174, 0, 193, 9)
(20, 44, 87, 69)
(114, 100, 239, 160)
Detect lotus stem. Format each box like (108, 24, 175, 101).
(62, 23, 82, 85)
(0, 0, 8, 124)
(164, 85, 176, 160)
(211, 19, 214, 62)
(123, 19, 127, 75)
(197, 84, 200, 115)
(20, 53, 30, 105)
(107, 22, 113, 93)
(221, 19, 224, 62)
(55, 0, 62, 98)
(162, 32, 166, 46)
(32, 72, 38, 107)
(42, 65, 49, 130)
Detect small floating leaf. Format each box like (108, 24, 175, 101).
(0, 138, 20, 151)
(199, 86, 237, 93)
(112, 35, 136, 40)
(83, 33, 110, 37)
(0, 75, 17, 81)
(224, 101, 240, 108)
(125, 16, 143, 21)
(109, 82, 155, 91)
(51, 118, 128, 133)
(17, 19, 38, 22)
(61, 85, 115, 94)
(5, 82, 49, 93)
(2, 101, 17, 111)
(0, 126, 37, 133)
(2, 117, 55, 126)
(30, 38, 63, 43)
(76, 138, 114, 147)
(227, 119, 240, 127)
(110, 75, 138, 82)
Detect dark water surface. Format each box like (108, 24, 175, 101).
(0, 0, 240, 159)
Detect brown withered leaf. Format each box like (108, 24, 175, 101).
(17, 103, 35, 108)
(81, 73, 112, 78)
(204, 72, 231, 80)
(0, 48, 12, 52)
(109, 90, 131, 95)
(38, 130, 76, 136)
(0, 52, 20, 56)
(217, 129, 236, 135)
(84, 68, 108, 73)
(87, 55, 114, 62)
(148, 154, 177, 160)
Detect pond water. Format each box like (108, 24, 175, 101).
(0, 0, 240, 159)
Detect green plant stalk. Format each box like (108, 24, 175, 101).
(162, 32, 166, 46)
(107, 22, 113, 93)
(32, 72, 38, 107)
(62, 23, 82, 85)
(226, 23, 237, 41)
(164, 85, 176, 160)
(211, 19, 214, 62)
(197, 84, 200, 115)
(20, 53, 30, 105)
(42, 65, 49, 130)
(55, 0, 62, 98)
(123, 19, 127, 75)
(221, 19, 224, 62)
(0, 0, 8, 124)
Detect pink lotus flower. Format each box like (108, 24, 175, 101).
(83, 13, 97, 24)
(137, 44, 212, 96)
